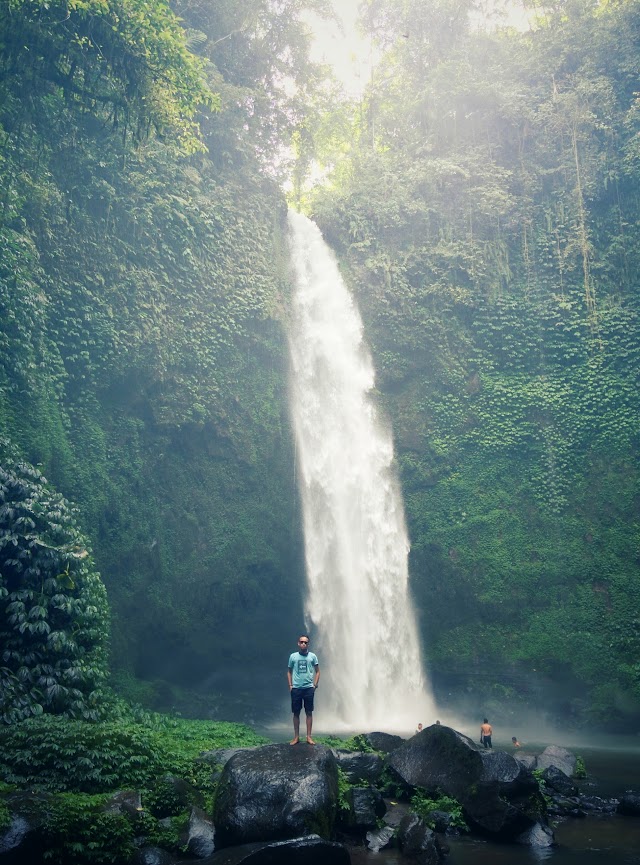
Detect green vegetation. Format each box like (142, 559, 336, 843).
(0, 712, 266, 863)
(0, 0, 638, 732)
(0, 710, 268, 792)
(574, 756, 587, 780)
(307, 0, 640, 728)
(316, 732, 375, 752)
(0, 442, 109, 723)
(410, 789, 467, 831)
(41, 793, 136, 865)
(0, 0, 323, 715)
(336, 767, 352, 814)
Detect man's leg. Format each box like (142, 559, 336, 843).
(291, 712, 300, 745)
(305, 711, 315, 745)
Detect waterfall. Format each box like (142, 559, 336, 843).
(287, 210, 437, 731)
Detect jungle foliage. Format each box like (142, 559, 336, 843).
(0, 0, 639, 731)
(0, 0, 328, 717)
(308, 0, 640, 725)
(0, 441, 110, 723)
(0, 710, 268, 863)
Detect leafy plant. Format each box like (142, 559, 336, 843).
(0, 713, 269, 793)
(0, 443, 110, 723)
(410, 789, 467, 831)
(574, 756, 587, 780)
(336, 767, 351, 814)
(40, 793, 135, 865)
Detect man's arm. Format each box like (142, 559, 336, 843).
(287, 668, 293, 690)
(313, 664, 320, 688)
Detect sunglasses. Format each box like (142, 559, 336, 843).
(299, 640, 309, 644)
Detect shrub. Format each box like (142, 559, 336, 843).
(410, 789, 467, 831)
(0, 712, 269, 793)
(0, 443, 110, 723)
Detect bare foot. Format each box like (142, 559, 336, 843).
(306, 737, 315, 745)
(290, 738, 299, 745)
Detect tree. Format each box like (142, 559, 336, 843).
(0, 442, 110, 723)
(0, 0, 215, 152)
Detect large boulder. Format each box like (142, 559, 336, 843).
(541, 766, 578, 797)
(133, 848, 177, 865)
(212, 744, 338, 848)
(198, 748, 258, 779)
(185, 807, 216, 858)
(514, 753, 537, 771)
(536, 746, 577, 778)
(386, 724, 548, 841)
(0, 792, 51, 863)
(397, 814, 443, 863)
(365, 825, 394, 852)
(516, 822, 556, 848)
(342, 786, 386, 830)
(332, 750, 384, 785)
(617, 792, 640, 816)
(365, 732, 404, 753)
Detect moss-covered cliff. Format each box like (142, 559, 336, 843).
(309, 0, 640, 727)
(0, 0, 311, 719)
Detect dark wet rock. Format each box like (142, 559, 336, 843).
(197, 749, 259, 786)
(547, 796, 581, 817)
(185, 807, 216, 857)
(133, 846, 178, 865)
(428, 809, 458, 834)
(333, 750, 384, 785)
(541, 765, 578, 797)
(342, 786, 386, 830)
(579, 796, 617, 813)
(184, 834, 351, 864)
(0, 792, 51, 863)
(516, 822, 556, 847)
(397, 814, 442, 863)
(386, 724, 547, 842)
(212, 743, 338, 847)
(514, 753, 537, 771)
(0, 815, 33, 860)
(365, 824, 395, 852)
(380, 799, 411, 828)
(365, 732, 405, 753)
(105, 790, 145, 820)
(479, 748, 534, 787)
(617, 792, 640, 816)
(536, 745, 577, 778)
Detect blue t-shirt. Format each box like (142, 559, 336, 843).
(288, 651, 319, 688)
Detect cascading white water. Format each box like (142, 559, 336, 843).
(287, 210, 437, 731)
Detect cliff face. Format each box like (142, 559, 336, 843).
(2, 0, 640, 729)
(0, 0, 306, 719)
(309, 1, 640, 728)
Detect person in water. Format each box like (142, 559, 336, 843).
(416, 723, 423, 733)
(287, 634, 320, 745)
(480, 718, 493, 748)
(512, 736, 522, 747)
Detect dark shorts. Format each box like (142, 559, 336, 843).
(291, 687, 315, 715)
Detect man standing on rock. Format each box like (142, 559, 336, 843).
(287, 634, 320, 745)
(480, 718, 493, 748)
